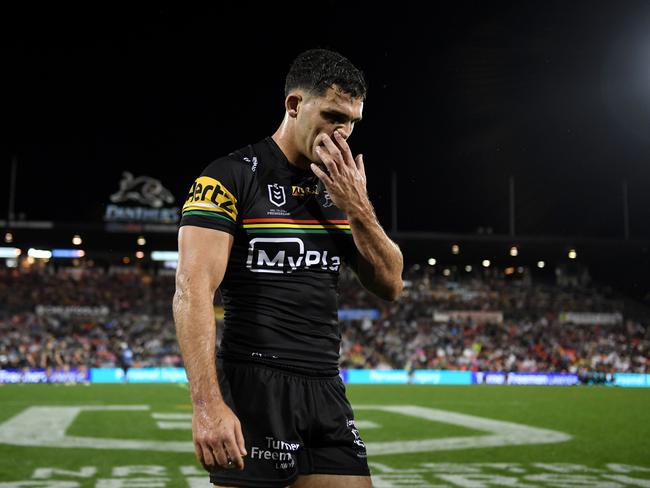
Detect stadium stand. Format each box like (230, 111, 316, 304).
(1, 263, 647, 376)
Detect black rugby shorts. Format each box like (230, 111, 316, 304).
(209, 359, 370, 487)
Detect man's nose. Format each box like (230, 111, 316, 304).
(335, 125, 351, 140)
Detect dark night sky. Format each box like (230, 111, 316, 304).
(3, 2, 650, 239)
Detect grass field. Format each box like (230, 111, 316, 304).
(0, 383, 649, 487)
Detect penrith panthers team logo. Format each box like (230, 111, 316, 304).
(110, 172, 175, 208)
(268, 183, 286, 207)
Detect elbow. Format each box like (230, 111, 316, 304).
(390, 279, 404, 301)
(172, 275, 189, 310)
(175, 269, 218, 297)
(380, 279, 404, 302)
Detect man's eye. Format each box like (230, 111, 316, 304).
(325, 114, 344, 124)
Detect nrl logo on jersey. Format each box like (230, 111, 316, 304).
(268, 183, 286, 207)
(246, 237, 341, 273)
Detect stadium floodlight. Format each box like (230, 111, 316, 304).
(465, 265, 472, 272)
(72, 235, 82, 246)
(427, 258, 436, 266)
(137, 236, 146, 246)
(451, 244, 460, 255)
(52, 249, 85, 258)
(537, 261, 545, 268)
(151, 251, 179, 261)
(510, 246, 518, 257)
(482, 259, 491, 268)
(4, 232, 12, 243)
(568, 249, 577, 259)
(28, 248, 52, 259)
(0, 247, 20, 258)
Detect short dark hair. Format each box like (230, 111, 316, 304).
(285, 49, 367, 100)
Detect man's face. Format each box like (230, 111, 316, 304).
(294, 85, 364, 163)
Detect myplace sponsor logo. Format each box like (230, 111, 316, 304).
(246, 237, 341, 273)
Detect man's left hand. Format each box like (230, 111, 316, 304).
(311, 131, 369, 215)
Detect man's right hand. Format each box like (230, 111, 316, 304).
(192, 401, 247, 471)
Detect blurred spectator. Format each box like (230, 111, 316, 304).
(0, 263, 648, 374)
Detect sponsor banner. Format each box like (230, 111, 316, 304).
(433, 310, 503, 324)
(106, 171, 179, 224)
(35, 305, 109, 317)
(345, 369, 409, 384)
(614, 373, 649, 388)
(104, 204, 180, 224)
(338, 308, 381, 321)
(89, 368, 188, 384)
(411, 370, 473, 385)
(507, 372, 580, 386)
(559, 312, 623, 325)
(0, 369, 88, 384)
(474, 371, 508, 385)
(90, 368, 124, 383)
(7, 368, 647, 387)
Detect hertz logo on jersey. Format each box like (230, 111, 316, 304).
(182, 176, 238, 222)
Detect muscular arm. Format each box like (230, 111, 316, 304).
(173, 225, 246, 470)
(173, 226, 231, 405)
(347, 200, 404, 301)
(312, 131, 404, 301)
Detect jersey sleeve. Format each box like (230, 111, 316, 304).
(179, 156, 252, 235)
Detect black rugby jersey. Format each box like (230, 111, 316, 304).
(179, 137, 356, 372)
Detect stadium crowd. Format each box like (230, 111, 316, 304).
(0, 263, 648, 374)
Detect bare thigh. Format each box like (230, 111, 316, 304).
(290, 474, 372, 487)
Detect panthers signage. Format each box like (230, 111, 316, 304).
(104, 171, 180, 227)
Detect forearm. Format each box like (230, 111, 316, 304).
(348, 197, 404, 300)
(173, 285, 222, 407)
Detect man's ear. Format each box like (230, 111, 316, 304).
(285, 92, 303, 118)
